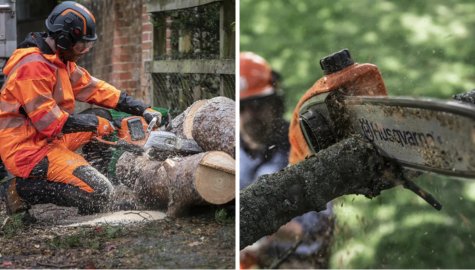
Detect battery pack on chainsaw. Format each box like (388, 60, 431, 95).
(117, 116, 147, 145)
(118, 116, 148, 144)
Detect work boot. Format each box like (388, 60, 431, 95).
(0, 178, 31, 215)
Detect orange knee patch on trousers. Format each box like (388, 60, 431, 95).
(45, 145, 94, 193)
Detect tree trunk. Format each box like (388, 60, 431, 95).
(115, 151, 235, 217)
(170, 97, 235, 158)
(240, 136, 397, 249)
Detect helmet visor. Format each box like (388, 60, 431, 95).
(72, 40, 95, 54)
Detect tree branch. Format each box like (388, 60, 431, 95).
(453, 89, 475, 104)
(240, 135, 396, 249)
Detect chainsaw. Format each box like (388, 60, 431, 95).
(94, 115, 203, 158)
(296, 49, 475, 210)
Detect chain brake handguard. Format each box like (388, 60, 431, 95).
(298, 91, 346, 155)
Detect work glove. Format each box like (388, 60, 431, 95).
(143, 108, 163, 128)
(96, 116, 116, 137)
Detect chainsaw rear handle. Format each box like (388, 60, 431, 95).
(93, 136, 117, 146)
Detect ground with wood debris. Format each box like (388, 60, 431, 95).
(0, 203, 235, 269)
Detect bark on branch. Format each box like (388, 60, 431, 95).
(453, 89, 475, 104)
(239, 136, 396, 249)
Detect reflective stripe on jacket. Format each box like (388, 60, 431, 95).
(0, 47, 121, 177)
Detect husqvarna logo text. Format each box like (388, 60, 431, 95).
(359, 118, 441, 147)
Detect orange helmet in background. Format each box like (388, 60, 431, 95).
(240, 52, 275, 100)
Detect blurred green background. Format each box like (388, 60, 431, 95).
(241, 0, 475, 268)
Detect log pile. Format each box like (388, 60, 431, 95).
(115, 96, 236, 217)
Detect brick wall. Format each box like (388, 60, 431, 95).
(80, 0, 152, 104)
(140, 4, 153, 104)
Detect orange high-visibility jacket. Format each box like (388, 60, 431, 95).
(0, 47, 121, 178)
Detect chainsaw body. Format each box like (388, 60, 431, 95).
(116, 116, 149, 147)
(290, 49, 387, 164)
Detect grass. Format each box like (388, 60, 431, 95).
(330, 174, 475, 268)
(49, 225, 127, 250)
(1, 213, 26, 238)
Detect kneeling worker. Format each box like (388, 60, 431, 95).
(0, 1, 162, 216)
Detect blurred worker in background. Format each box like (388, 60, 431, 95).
(240, 51, 289, 190)
(239, 52, 335, 269)
(0, 1, 162, 219)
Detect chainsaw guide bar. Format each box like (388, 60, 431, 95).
(343, 96, 475, 178)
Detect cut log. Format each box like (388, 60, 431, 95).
(115, 151, 235, 217)
(169, 99, 208, 138)
(115, 152, 169, 207)
(170, 97, 235, 158)
(137, 157, 170, 208)
(164, 151, 235, 217)
(114, 151, 142, 188)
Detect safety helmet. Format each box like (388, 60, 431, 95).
(240, 52, 275, 100)
(45, 1, 97, 50)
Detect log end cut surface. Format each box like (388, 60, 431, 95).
(183, 99, 208, 139)
(194, 151, 235, 204)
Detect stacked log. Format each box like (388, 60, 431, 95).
(170, 96, 235, 158)
(115, 96, 236, 217)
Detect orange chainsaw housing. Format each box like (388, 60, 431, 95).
(117, 116, 149, 146)
(288, 62, 388, 164)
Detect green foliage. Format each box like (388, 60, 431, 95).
(215, 208, 234, 225)
(331, 175, 475, 268)
(241, 0, 475, 113)
(241, 0, 475, 268)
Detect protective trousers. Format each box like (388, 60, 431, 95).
(15, 131, 114, 214)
